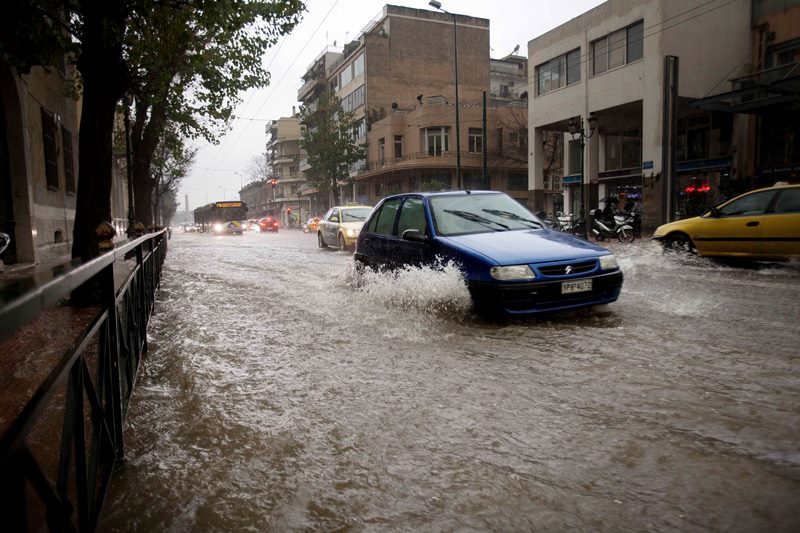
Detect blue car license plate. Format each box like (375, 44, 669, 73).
(561, 279, 592, 294)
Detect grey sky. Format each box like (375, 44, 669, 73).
(178, 0, 606, 213)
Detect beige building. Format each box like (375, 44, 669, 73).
(528, 0, 752, 229)
(301, 4, 530, 207)
(265, 116, 305, 226)
(1, 60, 81, 269)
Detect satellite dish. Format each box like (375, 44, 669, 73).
(513, 44, 520, 54)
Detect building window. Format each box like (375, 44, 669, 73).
(394, 135, 403, 159)
(378, 137, 386, 164)
(342, 85, 365, 112)
(499, 85, 509, 97)
(592, 20, 644, 75)
(536, 48, 580, 96)
(61, 126, 75, 194)
(289, 165, 298, 176)
(468, 128, 483, 153)
(387, 179, 402, 195)
(569, 139, 583, 174)
(41, 108, 59, 190)
(353, 118, 366, 140)
(423, 127, 450, 156)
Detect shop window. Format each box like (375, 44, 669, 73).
(507, 174, 527, 191)
(605, 131, 641, 170)
(496, 128, 504, 155)
(463, 172, 483, 190)
(41, 108, 59, 190)
(568, 139, 583, 174)
(387, 180, 402, 195)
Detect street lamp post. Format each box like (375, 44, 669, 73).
(429, 0, 461, 190)
(568, 113, 598, 240)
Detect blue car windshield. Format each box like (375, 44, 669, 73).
(430, 194, 544, 236)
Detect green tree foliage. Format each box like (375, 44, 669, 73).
(127, 0, 304, 226)
(1, 0, 305, 259)
(300, 92, 366, 206)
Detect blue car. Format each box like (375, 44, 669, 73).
(354, 191, 623, 316)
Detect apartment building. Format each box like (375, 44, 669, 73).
(292, 5, 536, 211)
(265, 116, 305, 226)
(527, 0, 751, 228)
(1, 59, 82, 269)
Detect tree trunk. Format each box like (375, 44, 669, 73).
(132, 155, 154, 227)
(131, 97, 168, 227)
(71, 0, 129, 261)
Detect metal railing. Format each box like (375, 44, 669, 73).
(0, 230, 168, 532)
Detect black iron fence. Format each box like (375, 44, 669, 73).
(0, 230, 168, 532)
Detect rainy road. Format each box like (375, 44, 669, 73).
(100, 229, 800, 532)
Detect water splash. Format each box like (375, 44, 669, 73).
(343, 259, 473, 319)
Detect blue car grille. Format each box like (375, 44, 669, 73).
(536, 260, 597, 277)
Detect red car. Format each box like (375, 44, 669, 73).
(257, 217, 279, 232)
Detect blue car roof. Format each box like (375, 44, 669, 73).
(383, 190, 501, 201)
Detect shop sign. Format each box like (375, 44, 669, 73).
(642, 160, 654, 169)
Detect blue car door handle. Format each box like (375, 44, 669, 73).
(746, 221, 759, 227)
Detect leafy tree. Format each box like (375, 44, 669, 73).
(127, 0, 304, 227)
(300, 92, 366, 206)
(1, 0, 304, 260)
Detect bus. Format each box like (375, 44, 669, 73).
(194, 201, 248, 234)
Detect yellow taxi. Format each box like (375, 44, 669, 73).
(317, 205, 373, 251)
(652, 184, 800, 261)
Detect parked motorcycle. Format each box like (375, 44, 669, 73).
(589, 209, 635, 242)
(553, 212, 584, 235)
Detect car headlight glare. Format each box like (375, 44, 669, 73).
(599, 254, 618, 270)
(490, 265, 536, 281)
(213, 223, 224, 232)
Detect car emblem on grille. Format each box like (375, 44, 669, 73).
(565, 265, 573, 275)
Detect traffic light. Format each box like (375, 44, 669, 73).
(287, 207, 292, 214)
(270, 178, 277, 188)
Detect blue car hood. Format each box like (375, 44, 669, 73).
(440, 229, 608, 265)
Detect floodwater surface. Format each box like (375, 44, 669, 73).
(100, 229, 800, 531)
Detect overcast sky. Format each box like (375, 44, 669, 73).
(178, 0, 606, 212)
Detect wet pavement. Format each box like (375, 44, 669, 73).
(100, 228, 800, 531)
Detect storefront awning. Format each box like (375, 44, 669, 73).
(691, 63, 800, 115)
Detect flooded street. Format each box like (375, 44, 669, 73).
(100, 229, 800, 531)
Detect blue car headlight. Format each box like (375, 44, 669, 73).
(490, 265, 536, 281)
(599, 254, 618, 270)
